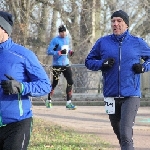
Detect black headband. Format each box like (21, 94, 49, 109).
(111, 10, 129, 27)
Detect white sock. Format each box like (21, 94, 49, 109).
(67, 100, 71, 104)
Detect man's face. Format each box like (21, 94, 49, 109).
(59, 31, 67, 38)
(0, 27, 5, 43)
(111, 17, 128, 35)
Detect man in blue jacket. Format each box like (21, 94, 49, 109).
(85, 10, 150, 150)
(0, 11, 51, 150)
(47, 25, 76, 110)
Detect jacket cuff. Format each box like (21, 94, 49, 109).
(21, 83, 24, 93)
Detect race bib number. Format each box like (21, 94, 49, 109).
(104, 97, 115, 114)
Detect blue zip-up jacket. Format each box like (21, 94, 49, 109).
(47, 35, 71, 66)
(0, 38, 51, 126)
(85, 30, 150, 97)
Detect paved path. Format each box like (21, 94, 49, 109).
(32, 106, 150, 150)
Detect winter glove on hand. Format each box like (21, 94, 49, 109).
(132, 63, 144, 74)
(58, 49, 67, 55)
(69, 51, 74, 57)
(1, 74, 23, 95)
(102, 58, 115, 70)
(53, 44, 59, 51)
(61, 49, 67, 54)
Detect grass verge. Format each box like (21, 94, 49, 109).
(28, 118, 111, 150)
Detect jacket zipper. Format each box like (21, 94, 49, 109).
(118, 41, 122, 97)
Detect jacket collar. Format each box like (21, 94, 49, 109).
(0, 38, 14, 50)
(112, 29, 129, 42)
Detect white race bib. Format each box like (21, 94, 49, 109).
(104, 97, 115, 114)
(61, 45, 69, 55)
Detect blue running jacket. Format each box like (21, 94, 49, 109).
(85, 31, 150, 97)
(47, 35, 71, 66)
(0, 38, 51, 126)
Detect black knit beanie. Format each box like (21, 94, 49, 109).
(111, 10, 129, 27)
(0, 11, 13, 36)
(58, 25, 66, 32)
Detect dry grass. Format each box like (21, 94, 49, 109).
(28, 118, 111, 150)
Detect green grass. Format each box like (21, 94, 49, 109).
(28, 118, 111, 150)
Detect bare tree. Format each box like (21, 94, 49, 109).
(2, 0, 149, 62)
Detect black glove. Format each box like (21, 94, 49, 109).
(102, 58, 115, 69)
(132, 63, 144, 74)
(1, 74, 23, 95)
(53, 44, 59, 51)
(60, 49, 67, 54)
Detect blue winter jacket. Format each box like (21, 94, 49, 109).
(47, 35, 71, 66)
(85, 30, 150, 98)
(0, 38, 51, 126)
